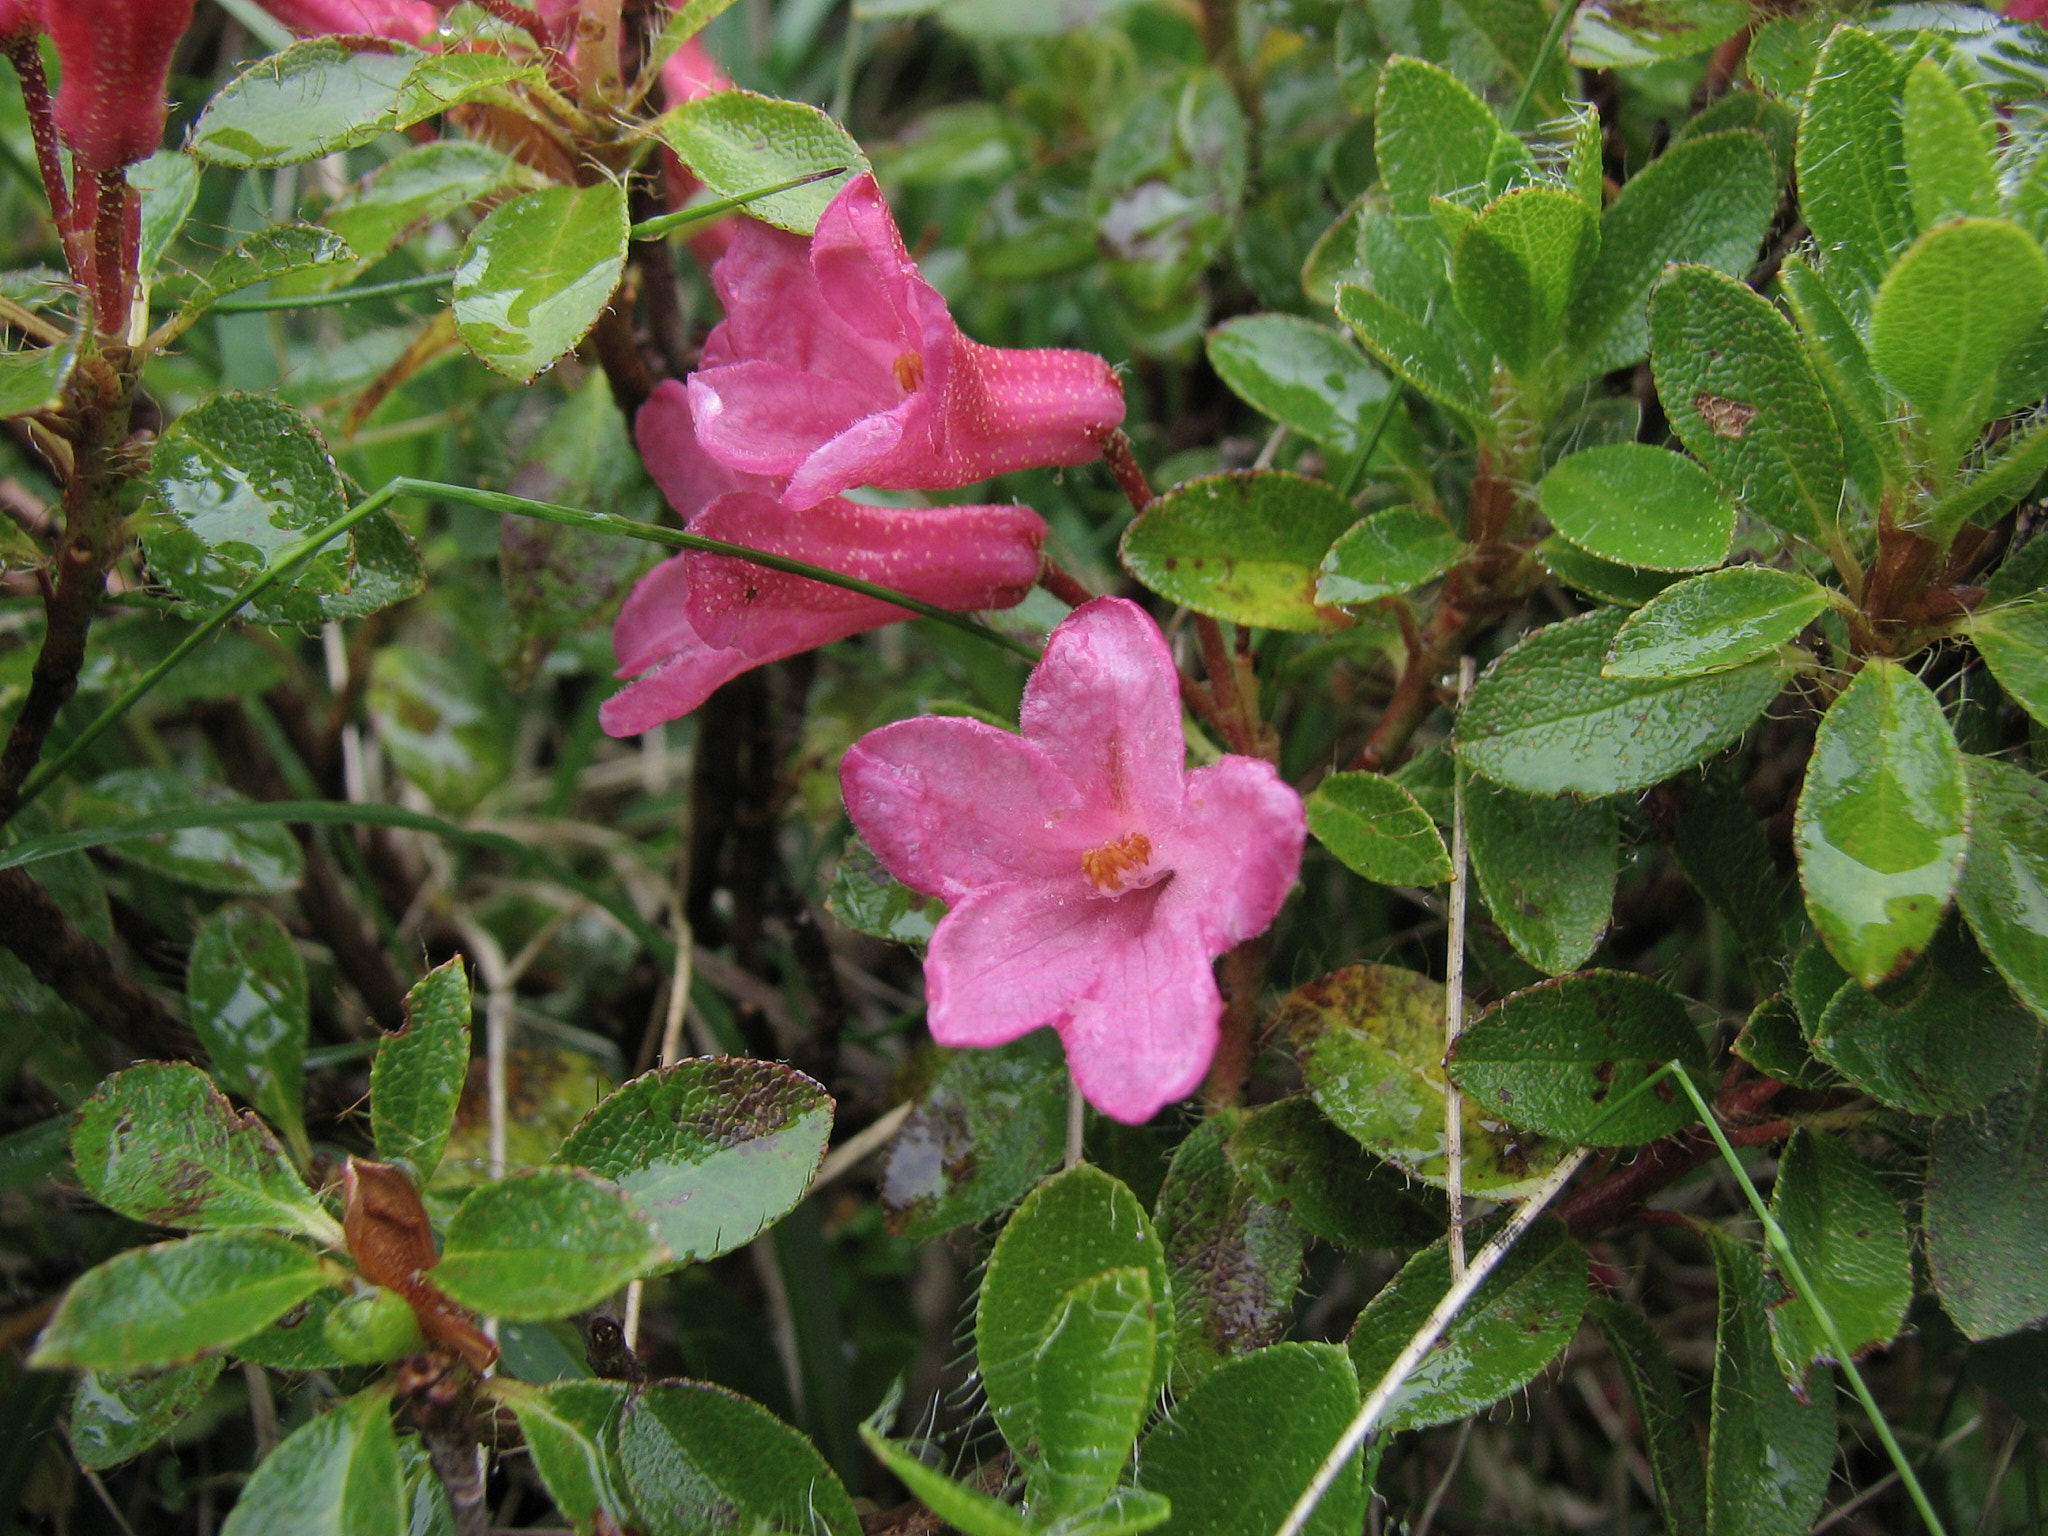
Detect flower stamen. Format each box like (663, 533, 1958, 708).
(1081, 831, 1153, 893)
(893, 351, 925, 392)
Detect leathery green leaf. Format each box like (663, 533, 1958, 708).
(976, 1165, 1173, 1459)
(1604, 567, 1829, 679)
(556, 1058, 831, 1267)
(70, 1062, 337, 1242)
(1223, 1098, 1443, 1251)
(1811, 924, 2040, 1117)
(656, 91, 867, 234)
(861, 1430, 1031, 1536)
(1141, 1343, 1364, 1536)
(1870, 219, 2048, 477)
(1704, 1230, 1834, 1536)
(1538, 444, 1736, 572)
(1537, 535, 1682, 608)
(70, 1358, 226, 1471)
(1734, 993, 1835, 1090)
(1306, 771, 1451, 887)
(219, 1389, 404, 1536)
(1464, 773, 1617, 976)
(1780, 254, 1906, 499)
(433, 1168, 668, 1320)
(881, 1032, 1066, 1239)
(188, 39, 423, 168)
(1588, 1299, 1708, 1536)
(188, 903, 310, 1164)
(1649, 264, 1845, 541)
(454, 185, 630, 384)
(1030, 1267, 1157, 1521)
(1348, 1218, 1588, 1431)
(1451, 971, 1708, 1146)
(1336, 283, 1489, 426)
(497, 1380, 634, 1536)
(1767, 1130, 1910, 1379)
(1925, 1056, 2048, 1340)
(1922, 416, 2048, 542)
(1204, 315, 1395, 456)
(370, 958, 472, 1184)
(1316, 507, 1462, 607)
(1154, 1115, 1302, 1387)
(1457, 608, 1784, 796)
(1903, 58, 1999, 228)
(1971, 598, 2048, 726)
(618, 1381, 859, 1536)
(1280, 963, 1565, 1197)
(32, 1231, 329, 1373)
(1372, 57, 1501, 226)
(1794, 27, 1909, 312)
(1959, 755, 2048, 1021)
(1451, 187, 1600, 381)
(1794, 659, 1968, 987)
(1119, 472, 1359, 631)
(320, 140, 521, 289)
(827, 833, 944, 949)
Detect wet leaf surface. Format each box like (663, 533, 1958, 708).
(619, 1380, 860, 1536)
(881, 1032, 1065, 1238)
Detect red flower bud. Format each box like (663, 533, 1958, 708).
(44, 0, 195, 175)
(0, 1, 37, 38)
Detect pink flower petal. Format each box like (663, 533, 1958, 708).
(1161, 755, 1307, 952)
(841, 719, 1088, 900)
(610, 548, 700, 676)
(702, 218, 898, 389)
(1020, 597, 1188, 831)
(257, 0, 437, 38)
(599, 632, 753, 738)
(688, 364, 880, 479)
(634, 379, 772, 520)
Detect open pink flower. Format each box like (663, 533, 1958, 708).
(688, 174, 1126, 510)
(255, 0, 438, 40)
(600, 382, 1047, 736)
(840, 598, 1305, 1124)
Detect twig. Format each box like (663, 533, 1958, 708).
(0, 867, 190, 1053)
(1810, 1417, 1981, 1535)
(1272, 1145, 1594, 1536)
(1065, 1077, 1086, 1169)
(1443, 658, 1476, 1280)
(1039, 558, 1097, 609)
(813, 1101, 913, 1191)
(241, 1362, 279, 1459)
(1092, 426, 1155, 514)
(1410, 1418, 1475, 1536)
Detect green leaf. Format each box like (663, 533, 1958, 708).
(1451, 971, 1708, 1145)
(143, 391, 353, 601)
(1306, 771, 1451, 886)
(1030, 1267, 1158, 1522)
(1373, 57, 1502, 227)
(32, 1231, 329, 1373)
(1537, 445, 1736, 572)
(1959, 756, 2048, 1021)
(976, 1165, 1173, 1459)
(433, 1168, 667, 1320)
(0, 344, 69, 418)
(1568, 0, 1746, 66)
(656, 91, 868, 235)
(826, 833, 944, 949)
(1315, 507, 1463, 606)
(1794, 659, 1968, 987)
(453, 184, 630, 384)
(1204, 315, 1395, 456)
(1779, 254, 1906, 499)
(174, 225, 358, 323)
(1970, 597, 2048, 725)
(498, 1380, 635, 1536)
(1537, 535, 1682, 608)
(219, 1389, 404, 1536)
(1667, 759, 1791, 975)
(189, 39, 425, 168)
(1281, 963, 1566, 1197)
(1767, 1130, 1910, 1379)
(1223, 1098, 1443, 1251)
(1119, 472, 1358, 631)
(1604, 567, 1829, 679)
(1348, 1218, 1588, 1431)
(1140, 1342, 1364, 1536)
(1564, 131, 1780, 376)
(70, 1358, 225, 1471)
(1794, 27, 1909, 314)
(188, 903, 310, 1163)
(1734, 994, 1833, 1090)
(1813, 924, 2042, 1117)
(650, 0, 741, 63)
(70, 1062, 337, 1242)
(1903, 58, 1999, 231)
(1154, 1116, 1301, 1387)
(1870, 219, 2048, 478)
(1457, 608, 1784, 796)
(1587, 1299, 1708, 1536)
(133, 150, 200, 278)
(370, 958, 472, 1183)
(880, 1031, 1066, 1239)
(1451, 187, 1599, 381)
(230, 1287, 351, 1372)
(861, 1430, 1031, 1536)
(365, 642, 516, 817)
(1336, 283, 1489, 425)
(1649, 264, 1846, 541)
(321, 140, 520, 288)
(1923, 416, 2048, 541)
(74, 769, 304, 894)
(557, 1058, 831, 1267)
(618, 1381, 859, 1536)
(1926, 1056, 2048, 1340)
(1465, 773, 1617, 975)
(1703, 1229, 1835, 1536)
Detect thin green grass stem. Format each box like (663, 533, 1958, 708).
(1507, 0, 1577, 129)
(627, 166, 849, 242)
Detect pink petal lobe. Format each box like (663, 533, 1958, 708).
(610, 549, 700, 676)
(703, 218, 897, 389)
(779, 405, 916, 510)
(1161, 755, 1307, 952)
(1021, 597, 1187, 829)
(258, 0, 438, 36)
(1057, 906, 1221, 1124)
(660, 37, 726, 101)
(841, 719, 1084, 899)
(810, 175, 934, 348)
(599, 636, 753, 738)
(688, 364, 878, 479)
(635, 379, 772, 519)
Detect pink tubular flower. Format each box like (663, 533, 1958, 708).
(43, 0, 195, 175)
(600, 382, 1047, 736)
(688, 174, 1127, 509)
(255, 0, 439, 41)
(840, 598, 1306, 1125)
(0, 2, 35, 38)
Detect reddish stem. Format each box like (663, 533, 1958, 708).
(1039, 558, 1097, 609)
(1204, 936, 1268, 1109)
(1092, 426, 1155, 514)
(1556, 1076, 1786, 1237)
(2, 36, 69, 234)
(1193, 615, 1258, 756)
(90, 169, 133, 336)
(476, 0, 551, 44)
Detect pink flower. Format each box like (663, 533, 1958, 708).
(687, 174, 1126, 510)
(44, 0, 194, 174)
(840, 598, 1305, 1124)
(254, 0, 438, 40)
(2011, 0, 2048, 21)
(0, 2, 36, 38)
(600, 382, 1047, 736)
